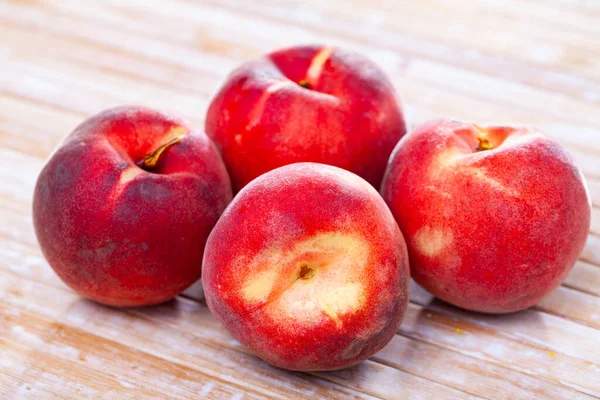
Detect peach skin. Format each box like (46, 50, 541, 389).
(381, 120, 591, 313)
(203, 163, 410, 371)
(33, 106, 232, 306)
(206, 45, 406, 192)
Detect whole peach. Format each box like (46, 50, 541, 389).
(206, 45, 406, 192)
(381, 120, 591, 313)
(203, 163, 410, 370)
(33, 106, 232, 306)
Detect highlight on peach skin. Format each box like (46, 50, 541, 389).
(33, 106, 232, 307)
(381, 120, 591, 313)
(202, 163, 410, 371)
(206, 45, 407, 192)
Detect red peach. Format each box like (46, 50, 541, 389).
(33, 106, 232, 306)
(206, 45, 406, 192)
(202, 163, 410, 371)
(381, 120, 591, 313)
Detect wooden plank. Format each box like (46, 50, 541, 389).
(0, 284, 378, 400)
(2, 241, 596, 398)
(0, 271, 471, 400)
(581, 235, 600, 267)
(589, 179, 600, 208)
(106, 292, 600, 398)
(398, 309, 598, 398)
(133, 0, 600, 106)
(0, 22, 221, 99)
(3, 0, 600, 135)
(409, 282, 600, 360)
(0, 1, 242, 77)
(140, 298, 595, 400)
(536, 286, 600, 329)
(0, 96, 81, 157)
(373, 336, 592, 400)
(0, 367, 64, 400)
(0, 57, 205, 124)
(0, 306, 264, 400)
(401, 59, 600, 130)
(0, 339, 171, 400)
(408, 284, 600, 395)
(564, 261, 600, 298)
(235, 0, 600, 82)
(436, 0, 600, 38)
(591, 207, 600, 236)
(536, 0, 600, 13)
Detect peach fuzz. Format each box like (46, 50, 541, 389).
(206, 45, 406, 192)
(33, 106, 232, 307)
(381, 120, 591, 313)
(202, 163, 410, 371)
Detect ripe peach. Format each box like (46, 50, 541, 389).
(381, 120, 591, 313)
(202, 163, 409, 370)
(33, 106, 232, 306)
(206, 45, 406, 192)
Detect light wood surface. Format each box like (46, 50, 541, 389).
(1, 0, 599, 398)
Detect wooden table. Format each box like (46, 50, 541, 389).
(1, 0, 600, 398)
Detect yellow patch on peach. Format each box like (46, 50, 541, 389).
(433, 148, 465, 170)
(240, 232, 370, 327)
(414, 226, 453, 257)
(163, 125, 188, 143)
(294, 232, 364, 255)
(306, 47, 333, 87)
(467, 168, 520, 198)
(246, 80, 292, 130)
(424, 185, 451, 199)
(316, 282, 364, 327)
(242, 269, 279, 303)
(473, 125, 490, 137)
(119, 167, 143, 184)
(108, 167, 144, 205)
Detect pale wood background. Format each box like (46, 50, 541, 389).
(1, 0, 600, 399)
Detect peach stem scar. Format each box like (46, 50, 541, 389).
(138, 134, 185, 170)
(297, 264, 315, 280)
(474, 125, 494, 151)
(298, 79, 311, 89)
(476, 136, 493, 152)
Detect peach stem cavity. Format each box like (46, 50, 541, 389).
(138, 134, 184, 171)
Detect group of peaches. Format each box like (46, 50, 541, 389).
(33, 45, 591, 371)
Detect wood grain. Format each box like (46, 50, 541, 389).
(1, 0, 599, 398)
